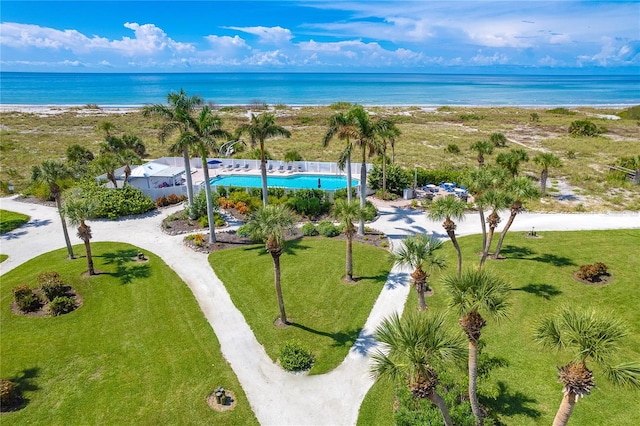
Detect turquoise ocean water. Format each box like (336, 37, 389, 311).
(0, 72, 638, 107)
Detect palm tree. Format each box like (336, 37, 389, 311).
(244, 204, 296, 325)
(61, 189, 98, 276)
(370, 311, 466, 426)
(442, 269, 511, 425)
(182, 106, 230, 243)
(470, 140, 494, 167)
(323, 110, 357, 203)
(98, 120, 115, 141)
(534, 307, 640, 426)
(533, 152, 562, 195)
(142, 88, 203, 210)
(392, 234, 446, 310)
(427, 195, 467, 277)
(496, 148, 529, 177)
(332, 199, 365, 282)
(378, 119, 401, 198)
(465, 167, 506, 251)
(31, 160, 75, 259)
(348, 105, 386, 235)
(478, 189, 511, 268)
(492, 177, 539, 260)
(236, 113, 291, 207)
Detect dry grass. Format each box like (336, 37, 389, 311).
(1, 105, 638, 210)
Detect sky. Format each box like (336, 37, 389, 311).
(1, 1, 639, 74)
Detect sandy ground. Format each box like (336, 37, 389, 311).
(1, 195, 639, 425)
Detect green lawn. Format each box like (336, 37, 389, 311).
(0, 242, 257, 425)
(0, 254, 8, 263)
(358, 229, 640, 426)
(0, 209, 30, 234)
(210, 237, 391, 374)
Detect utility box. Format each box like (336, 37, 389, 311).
(403, 188, 414, 200)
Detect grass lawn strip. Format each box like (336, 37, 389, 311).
(210, 237, 390, 374)
(0, 209, 30, 234)
(358, 229, 640, 426)
(0, 242, 258, 425)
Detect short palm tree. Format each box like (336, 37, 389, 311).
(533, 152, 562, 195)
(370, 311, 466, 426)
(323, 110, 357, 203)
(492, 176, 539, 260)
(477, 189, 511, 268)
(496, 148, 529, 177)
(427, 195, 467, 277)
(61, 189, 98, 276)
(142, 88, 203, 210)
(236, 113, 291, 207)
(31, 160, 75, 259)
(332, 199, 365, 282)
(182, 106, 230, 243)
(244, 204, 296, 325)
(442, 269, 511, 425)
(534, 307, 640, 426)
(392, 234, 445, 311)
(470, 140, 494, 168)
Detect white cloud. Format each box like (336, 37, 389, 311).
(225, 26, 292, 45)
(470, 51, 509, 65)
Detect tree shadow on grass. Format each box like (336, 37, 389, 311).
(499, 245, 536, 258)
(98, 249, 151, 285)
(515, 283, 563, 300)
(500, 245, 576, 267)
(4, 367, 40, 412)
(530, 253, 576, 267)
(290, 322, 361, 349)
(483, 381, 541, 421)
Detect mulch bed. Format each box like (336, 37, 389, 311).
(572, 272, 612, 286)
(11, 287, 82, 317)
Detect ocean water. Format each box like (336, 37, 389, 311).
(0, 72, 638, 107)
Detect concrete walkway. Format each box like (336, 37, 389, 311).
(1, 196, 639, 425)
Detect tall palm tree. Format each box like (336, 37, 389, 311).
(465, 167, 506, 251)
(392, 234, 446, 311)
(492, 177, 539, 260)
(323, 110, 357, 203)
(442, 269, 511, 426)
(533, 152, 562, 195)
(31, 160, 75, 259)
(478, 189, 511, 268)
(534, 307, 640, 426)
(61, 189, 98, 276)
(348, 105, 386, 235)
(470, 140, 494, 168)
(244, 204, 296, 325)
(182, 106, 230, 243)
(370, 311, 466, 426)
(332, 199, 365, 282)
(378, 119, 401, 198)
(427, 195, 467, 277)
(236, 113, 291, 207)
(142, 88, 203, 211)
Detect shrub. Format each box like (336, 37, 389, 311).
(301, 222, 319, 236)
(278, 341, 313, 372)
(618, 105, 640, 120)
(490, 132, 508, 147)
(48, 296, 76, 316)
(569, 120, 602, 137)
(78, 179, 155, 219)
(38, 271, 66, 301)
(459, 113, 484, 121)
(217, 197, 235, 209)
(362, 201, 377, 222)
(235, 201, 250, 215)
(576, 262, 608, 282)
(13, 284, 40, 312)
(236, 225, 252, 238)
(317, 221, 340, 237)
(367, 163, 412, 196)
(445, 144, 460, 154)
(530, 112, 540, 122)
(155, 195, 168, 208)
(284, 150, 303, 162)
(192, 233, 204, 247)
(198, 216, 209, 228)
(546, 107, 576, 115)
(0, 378, 22, 411)
(166, 193, 183, 205)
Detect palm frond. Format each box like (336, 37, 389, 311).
(601, 362, 640, 389)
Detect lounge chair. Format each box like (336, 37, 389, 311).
(225, 164, 233, 171)
(297, 166, 303, 172)
(285, 165, 293, 173)
(243, 164, 250, 171)
(234, 163, 240, 170)
(277, 165, 285, 173)
(267, 164, 274, 173)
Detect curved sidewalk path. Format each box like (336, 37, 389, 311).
(2, 196, 639, 425)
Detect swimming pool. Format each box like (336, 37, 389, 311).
(209, 174, 358, 190)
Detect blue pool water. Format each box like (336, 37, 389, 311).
(210, 174, 358, 190)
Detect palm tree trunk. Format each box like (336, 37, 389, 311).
(469, 339, 483, 425)
(358, 154, 367, 236)
(345, 235, 353, 281)
(183, 147, 195, 217)
(55, 195, 74, 259)
(415, 282, 427, 311)
(202, 158, 216, 243)
(479, 225, 496, 268)
(478, 208, 487, 252)
(448, 230, 462, 277)
(492, 211, 517, 260)
(428, 391, 454, 426)
(346, 152, 352, 203)
(260, 141, 269, 207)
(391, 142, 395, 164)
(552, 392, 577, 426)
(272, 253, 287, 324)
(540, 169, 549, 195)
(382, 148, 387, 198)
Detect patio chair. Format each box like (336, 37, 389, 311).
(286, 165, 293, 173)
(277, 165, 284, 173)
(267, 164, 274, 173)
(243, 164, 250, 171)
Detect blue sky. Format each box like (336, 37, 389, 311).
(1, 1, 639, 73)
